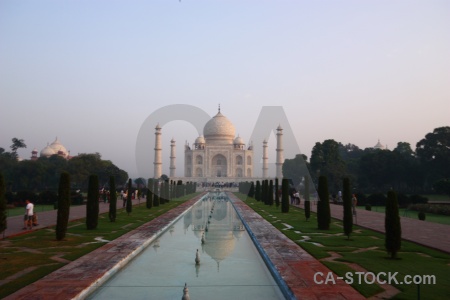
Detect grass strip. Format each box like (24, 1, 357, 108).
(0, 194, 197, 299)
(235, 193, 450, 299)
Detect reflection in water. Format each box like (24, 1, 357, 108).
(185, 193, 244, 270)
(88, 192, 283, 300)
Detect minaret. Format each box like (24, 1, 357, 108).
(154, 124, 162, 179)
(262, 139, 268, 178)
(170, 138, 176, 177)
(276, 125, 284, 179)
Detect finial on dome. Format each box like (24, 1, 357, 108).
(218, 103, 221, 113)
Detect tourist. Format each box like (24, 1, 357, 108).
(294, 191, 300, 205)
(23, 199, 34, 230)
(352, 194, 357, 215)
(123, 192, 127, 208)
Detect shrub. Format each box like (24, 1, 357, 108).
(304, 176, 310, 221)
(255, 181, 261, 201)
(153, 180, 160, 207)
(365, 204, 372, 211)
(86, 175, 99, 230)
(109, 176, 117, 222)
(281, 178, 289, 213)
(268, 180, 274, 206)
(317, 176, 330, 230)
(275, 178, 280, 207)
(248, 181, 255, 198)
(147, 179, 153, 209)
(418, 211, 426, 221)
(0, 174, 6, 234)
(56, 172, 71, 240)
(385, 190, 401, 259)
(343, 178, 352, 239)
(126, 179, 132, 214)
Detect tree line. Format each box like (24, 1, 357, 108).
(0, 139, 129, 194)
(283, 126, 450, 196)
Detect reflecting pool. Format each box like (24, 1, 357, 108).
(87, 193, 285, 299)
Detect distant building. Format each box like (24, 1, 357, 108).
(152, 106, 284, 183)
(30, 137, 74, 160)
(373, 139, 386, 150)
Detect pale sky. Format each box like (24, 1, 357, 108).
(1, 0, 449, 179)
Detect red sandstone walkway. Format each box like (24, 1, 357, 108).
(306, 201, 450, 254)
(2, 198, 146, 239)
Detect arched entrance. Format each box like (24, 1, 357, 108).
(212, 154, 227, 177)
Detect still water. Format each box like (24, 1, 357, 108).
(87, 193, 285, 299)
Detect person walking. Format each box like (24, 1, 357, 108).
(352, 194, 357, 216)
(23, 199, 34, 230)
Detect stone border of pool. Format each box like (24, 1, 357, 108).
(6, 192, 364, 300)
(228, 193, 365, 300)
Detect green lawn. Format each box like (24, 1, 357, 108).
(0, 194, 198, 299)
(235, 193, 450, 300)
(6, 204, 60, 217)
(424, 194, 450, 202)
(367, 206, 450, 225)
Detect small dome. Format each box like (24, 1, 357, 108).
(374, 139, 385, 150)
(32, 148, 38, 153)
(195, 135, 206, 144)
(40, 145, 56, 157)
(49, 137, 68, 157)
(203, 111, 236, 144)
(234, 136, 245, 145)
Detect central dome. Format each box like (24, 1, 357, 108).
(203, 111, 236, 144)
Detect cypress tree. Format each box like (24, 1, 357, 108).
(281, 178, 289, 213)
(86, 175, 99, 230)
(171, 181, 176, 199)
(147, 179, 153, 209)
(255, 181, 261, 201)
(262, 180, 267, 205)
(385, 190, 401, 259)
(176, 180, 183, 198)
(248, 182, 255, 198)
(109, 176, 117, 222)
(275, 178, 280, 207)
(165, 180, 170, 202)
(126, 178, 132, 214)
(268, 180, 274, 206)
(343, 178, 352, 239)
(56, 172, 71, 240)
(153, 180, 160, 207)
(159, 181, 165, 204)
(0, 174, 8, 235)
(317, 175, 330, 230)
(304, 176, 310, 221)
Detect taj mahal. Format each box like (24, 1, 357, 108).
(152, 107, 284, 184)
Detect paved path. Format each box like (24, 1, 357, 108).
(2, 198, 146, 239)
(305, 201, 450, 254)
